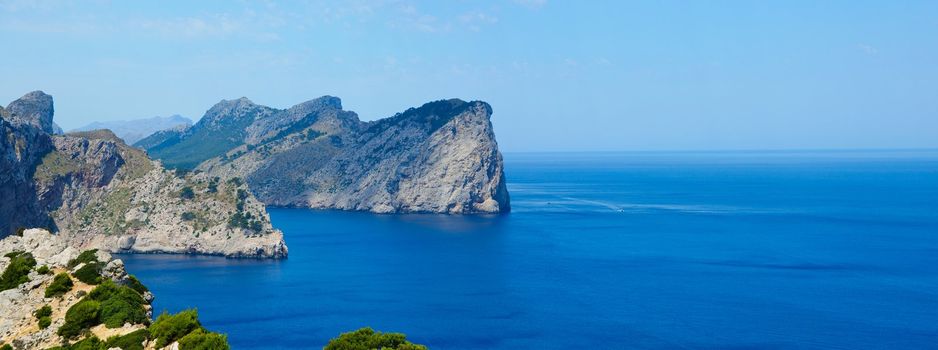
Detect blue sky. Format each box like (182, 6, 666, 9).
(1, 0, 936, 151)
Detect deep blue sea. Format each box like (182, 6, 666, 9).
(119, 151, 938, 349)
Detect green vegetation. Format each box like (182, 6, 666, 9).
(305, 129, 324, 141)
(39, 316, 52, 329)
(59, 281, 149, 338)
(36, 304, 54, 329)
(148, 309, 203, 348)
(103, 329, 149, 350)
(178, 328, 230, 350)
(0, 252, 36, 291)
(58, 299, 101, 338)
(365, 99, 472, 136)
(181, 211, 197, 221)
(46, 272, 74, 297)
(126, 275, 148, 295)
(37, 265, 51, 274)
(73, 262, 104, 285)
(179, 186, 195, 200)
(34, 150, 81, 183)
(145, 110, 259, 170)
(68, 250, 100, 268)
(3, 251, 24, 258)
(207, 177, 220, 193)
(35, 304, 53, 318)
(227, 187, 263, 232)
(1, 344, 12, 350)
(324, 327, 428, 350)
(75, 187, 136, 235)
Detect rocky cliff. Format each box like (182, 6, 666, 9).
(1, 91, 286, 258)
(0, 229, 230, 349)
(137, 97, 510, 214)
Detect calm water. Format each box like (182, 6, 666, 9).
(119, 151, 938, 349)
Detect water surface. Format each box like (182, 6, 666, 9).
(120, 150, 938, 349)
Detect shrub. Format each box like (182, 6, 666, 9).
(0, 252, 37, 291)
(38, 316, 52, 329)
(58, 280, 150, 339)
(126, 275, 149, 295)
(3, 251, 24, 259)
(35, 305, 53, 319)
(59, 299, 101, 338)
(207, 177, 219, 193)
(178, 328, 230, 350)
(88, 281, 148, 328)
(0, 344, 11, 350)
(149, 309, 203, 348)
(69, 336, 103, 350)
(45, 272, 74, 297)
(181, 212, 197, 221)
(104, 328, 149, 350)
(68, 250, 99, 268)
(324, 327, 428, 350)
(73, 262, 104, 285)
(36, 265, 51, 274)
(179, 186, 195, 200)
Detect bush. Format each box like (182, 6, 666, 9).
(181, 212, 197, 221)
(35, 305, 53, 319)
(179, 186, 195, 200)
(38, 316, 52, 329)
(126, 275, 149, 295)
(58, 280, 150, 339)
(178, 328, 230, 350)
(68, 250, 99, 268)
(0, 252, 37, 291)
(73, 262, 104, 285)
(88, 281, 148, 328)
(104, 328, 149, 350)
(0, 344, 11, 350)
(149, 309, 203, 348)
(69, 336, 102, 350)
(36, 265, 51, 274)
(46, 272, 74, 297)
(59, 299, 101, 338)
(324, 327, 428, 350)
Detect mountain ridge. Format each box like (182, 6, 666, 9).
(137, 96, 510, 214)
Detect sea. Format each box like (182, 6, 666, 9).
(119, 150, 938, 349)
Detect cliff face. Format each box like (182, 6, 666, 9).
(0, 229, 231, 349)
(1, 92, 286, 258)
(0, 94, 56, 235)
(138, 97, 510, 214)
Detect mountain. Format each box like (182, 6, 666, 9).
(72, 115, 192, 145)
(136, 97, 510, 214)
(0, 91, 286, 258)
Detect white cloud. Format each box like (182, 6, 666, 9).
(857, 44, 878, 55)
(459, 11, 498, 32)
(512, 0, 547, 10)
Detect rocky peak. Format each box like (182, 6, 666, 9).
(290, 95, 343, 112)
(6, 91, 54, 134)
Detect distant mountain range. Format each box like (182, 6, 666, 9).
(72, 115, 192, 145)
(135, 96, 510, 214)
